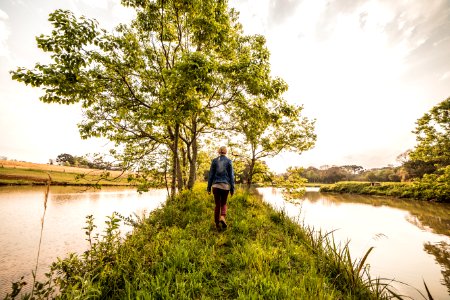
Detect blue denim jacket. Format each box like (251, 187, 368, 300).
(207, 155, 235, 194)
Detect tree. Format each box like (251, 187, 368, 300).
(271, 166, 307, 200)
(11, 1, 284, 196)
(322, 166, 347, 183)
(230, 88, 316, 188)
(341, 165, 364, 175)
(302, 166, 321, 183)
(56, 153, 75, 166)
(409, 97, 450, 168)
(402, 159, 436, 179)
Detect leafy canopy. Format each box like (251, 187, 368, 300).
(409, 97, 450, 168)
(11, 0, 316, 192)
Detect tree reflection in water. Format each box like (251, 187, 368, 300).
(304, 192, 450, 236)
(424, 241, 450, 294)
(304, 190, 450, 295)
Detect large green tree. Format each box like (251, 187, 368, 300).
(11, 1, 316, 194)
(11, 1, 280, 195)
(408, 96, 450, 173)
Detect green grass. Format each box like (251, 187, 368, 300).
(7, 183, 399, 299)
(0, 166, 130, 186)
(320, 180, 449, 202)
(305, 182, 331, 188)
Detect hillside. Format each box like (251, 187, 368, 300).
(0, 160, 130, 186)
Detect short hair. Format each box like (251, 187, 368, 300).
(218, 146, 227, 155)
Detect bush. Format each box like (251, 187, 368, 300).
(320, 172, 450, 203)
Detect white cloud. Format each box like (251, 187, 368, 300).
(111, 1, 136, 24)
(0, 9, 10, 57)
(0, 9, 8, 20)
(11, 0, 26, 6)
(78, 0, 108, 9)
(439, 71, 450, 81)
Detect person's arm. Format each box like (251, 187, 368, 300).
(207, 159, 215, 193)
(229, 159, 235, 195)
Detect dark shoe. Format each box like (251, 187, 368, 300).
(219, 216, 227, 229)
(215, 223, 221, 231)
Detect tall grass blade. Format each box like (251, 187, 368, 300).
(423, 280, 434, 300)
(30, 173, 51, 298)
(356, 246, 374, 276)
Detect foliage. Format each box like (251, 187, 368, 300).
(320, 182, 410, 197)
(424, 241, 450, 295)
(6, 184, 396, 299)
(229, 92, 316, 188)
(55, 153, 75, 166)
(298, 165, 403, 184)
(408, 165, 450, 202)
(361, 167, 402, 183)
(409, 97, 450, 169)
(320, 168, 450, 202)
(273, 166, 307, 201)
(395, 97, 450, 180)
(54, 153, 121, 170)
(401, 159, 436, 180)
(10, 1, 315, 197)
(229, 157, 273, 185)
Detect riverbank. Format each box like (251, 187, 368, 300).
(0, 160, 131, 186)
(8, 184, 396, 299)
(320, 180, 450, 203)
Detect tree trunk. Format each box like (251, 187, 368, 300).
(170, 124, 180, 197)
(247, 146, 257, 190)
(247, 157, 256, 190)
(176, 150, 183, 192)
(164, 152, 170, 197)
(187, 136, 198, 190)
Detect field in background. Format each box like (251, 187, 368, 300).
(0, 160, 131, 186)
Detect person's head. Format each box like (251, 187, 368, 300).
(218, 146, 227, 155)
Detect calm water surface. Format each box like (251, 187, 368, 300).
(258, 187, 450, 300)
(0, 186, 167, 296)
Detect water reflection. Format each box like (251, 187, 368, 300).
(303, 190, 450, 237)
(0, 186, 167, 297)
(257, 187, 450, 299)
(424, 241, 450, 295)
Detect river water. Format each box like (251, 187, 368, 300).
(0, 186, 167, 296)
(257, 187, 450, 300)
(1, 186, 449, 299)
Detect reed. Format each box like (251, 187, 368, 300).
(30, 174, 52, 298)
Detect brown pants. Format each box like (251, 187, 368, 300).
(212, 187, 229, 224)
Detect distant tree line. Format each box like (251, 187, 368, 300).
(288, 97, 450, 186)
(319, 97, 449, 202)
(297, 165, 401, 184)
(52, 153, 121, 170)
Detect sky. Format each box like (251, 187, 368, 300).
(0, 0, 449, 173)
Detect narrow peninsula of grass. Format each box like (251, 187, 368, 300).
(10, 184, 396, 299)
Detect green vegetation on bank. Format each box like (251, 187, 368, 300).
(7, 184, 396, 299)
(320, 166, 450, 203)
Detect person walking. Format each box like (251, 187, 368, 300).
(207, 146, 235, 231)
